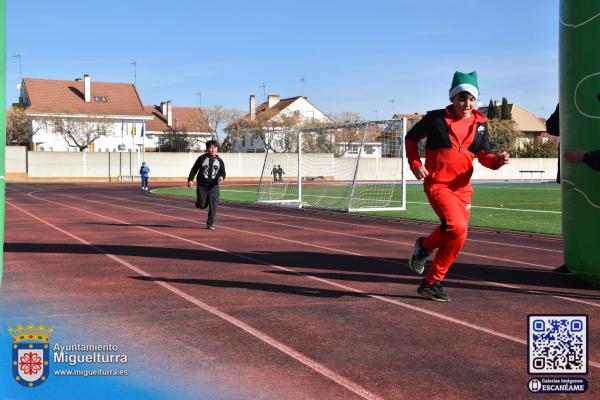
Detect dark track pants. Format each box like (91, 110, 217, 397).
(196, 185, 220, 226)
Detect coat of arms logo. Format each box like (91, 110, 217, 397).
(9, 323, 53, 388)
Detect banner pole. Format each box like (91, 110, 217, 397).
(0, 0, 7, 286)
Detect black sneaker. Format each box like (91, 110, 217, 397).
(207, 223, 215, 230)
(409, 237, 431, 275)
(417, 279, 450, 302)
(552, 264, 571, 274)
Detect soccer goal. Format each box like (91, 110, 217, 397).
(256, 119, 407, 212)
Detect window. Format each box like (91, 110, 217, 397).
(542, 137, 549, 144)
(242, 136, 246, 147)
(94, 96, 108, 103)
(347, 145, 359, 155)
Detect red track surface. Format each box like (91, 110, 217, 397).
(3, 183, 598, 399)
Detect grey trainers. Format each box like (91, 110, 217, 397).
(409, 237, 431, 275)
(417, 279, 450, 302)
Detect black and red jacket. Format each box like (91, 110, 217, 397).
(406, 107, 501, 188)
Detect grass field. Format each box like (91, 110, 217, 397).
(154, 182, 561, 235)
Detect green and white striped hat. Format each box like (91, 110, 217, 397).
(449, 71, 479, 100)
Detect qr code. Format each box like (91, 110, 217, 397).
(528, 315, 587, 374)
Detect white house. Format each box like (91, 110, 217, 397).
(233, 94, 331, 153)
(143, 102, 213, 151)
(20, 75, 152, 152)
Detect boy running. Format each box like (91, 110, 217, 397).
(405, 71, 509, 302)
(188, 140, 226, 229)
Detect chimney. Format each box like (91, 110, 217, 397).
(83, 74, 91, 102)
(160, 101, 167, 115)
(249, 95, 256, 120)
(166, 101, 173, 126)
(267, 95, 280, 108)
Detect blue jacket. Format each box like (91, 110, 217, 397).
(140, 165, 150, 177)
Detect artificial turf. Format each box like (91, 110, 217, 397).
(153, 182, 561, 235)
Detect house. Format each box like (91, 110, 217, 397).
(232, 94, 331, 153)
(143, 102, 213, 151)
(478, 102, 547, 147)
(19, 74, 152, 152)
(537, 116, 560, 144)
(392, 113, 423, 131)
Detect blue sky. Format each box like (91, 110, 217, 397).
(7, 0, 559, 119)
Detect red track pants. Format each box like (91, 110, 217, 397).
(422, 185, 472, 284)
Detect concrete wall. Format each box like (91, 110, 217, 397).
(5, 146, 27, 173)
(5, 146, 559, 182)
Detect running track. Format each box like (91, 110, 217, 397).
(3, 183, 598, 399)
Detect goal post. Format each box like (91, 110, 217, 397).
(256, 119, 407, 212)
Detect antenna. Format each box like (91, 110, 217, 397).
(259, 83, 266, 102)
(13, 54, 23, 81)
(373, 110, 379, 120)
(130, 60, 137, 87)
(300, 76, 305, 96)
(196, 92, 202, 108)
(389, 99, 395, 116)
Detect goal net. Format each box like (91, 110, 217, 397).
(256, 119, 406, 212)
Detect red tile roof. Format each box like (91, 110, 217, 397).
(22, 77, 149, 117)
(144, 105, 212, 133)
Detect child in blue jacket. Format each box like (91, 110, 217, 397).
(140, 162, 150, 191)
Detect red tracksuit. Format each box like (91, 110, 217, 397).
(406, 107, 502, 284)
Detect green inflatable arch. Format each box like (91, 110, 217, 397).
(560, 1, 600, 286)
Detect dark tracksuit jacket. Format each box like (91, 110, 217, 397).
(582, 150, 600, 171)
(405, 107, 503, 283)
(546, 104, 600, 172)
(188, 154, 226, 225)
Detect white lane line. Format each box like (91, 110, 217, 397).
(8, 199, 383, 400)
(156, 193, 563, 253)
(27, 191, 600, 354)
(408, 201, 561, 214)
(99, 193, 558, 270)
(86, 193, 600, 308)
(450, 273, 600, 309)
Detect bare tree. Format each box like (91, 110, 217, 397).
(306, 112, 366, 156)
(202, 105, 243, 142)
(326, 111, 364, 123)
(52, 115, 111, 151)
(6, 105, 40, 146)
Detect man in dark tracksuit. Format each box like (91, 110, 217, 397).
(187, 140, 226, 229)
(546, 104, 560, 182)
(405, 71, 509, 302)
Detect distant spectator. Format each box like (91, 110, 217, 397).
(276, 165, 285, 182)
(272, 165, 278, 182)
(139, 162, 150, 191)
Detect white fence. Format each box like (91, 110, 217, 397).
(5, 146, 558, 182)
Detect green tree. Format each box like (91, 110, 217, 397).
(157, 128, 194, 152)
(486, 99, 497, 120)
(514, 141, 558, 158)
(487, 119, 519, 152)
(500, 97, 512, 120)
